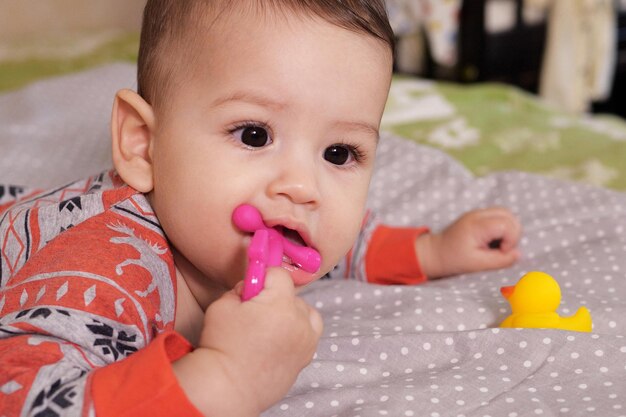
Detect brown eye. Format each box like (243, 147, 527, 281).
(240, 126, 269, 147)
(324, 145, 351, 165)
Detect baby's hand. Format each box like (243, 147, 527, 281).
(173, 269, 323, 417)
(416, 207, 522, 279)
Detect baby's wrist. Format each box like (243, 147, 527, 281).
(172, 348, 260, 417)
(414, 233, 444, 279)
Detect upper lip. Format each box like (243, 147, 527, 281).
(263, 217, 315, 250)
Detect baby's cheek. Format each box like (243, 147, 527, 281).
(328, 222, 361, 261)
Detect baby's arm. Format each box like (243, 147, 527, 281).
(172, 268, 323, 417)
(415, 207, 522, 278)
(0, 291, 201, 417)
(334, 207, 521, 284)
(0, 270, 320, 417)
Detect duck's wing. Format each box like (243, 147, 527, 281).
(507, 312, 560, 329)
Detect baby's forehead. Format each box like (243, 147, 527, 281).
(141, 0, 393, 112)
(168, 3, 390, 72)
(178, 1, 388, 44)
(166, 3, 329, 65)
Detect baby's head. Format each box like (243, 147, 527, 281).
(136, 0, 395, 113)
(111, 0, 394, 306)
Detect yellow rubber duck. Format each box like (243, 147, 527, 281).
(499, 271, 592, 332)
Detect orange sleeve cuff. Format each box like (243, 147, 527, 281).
(91, 330, 202, 417)
(365, 225, 430, 285)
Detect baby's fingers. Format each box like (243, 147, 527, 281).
(479, 212, 522, 252)
(306, 302, 324, 337)
(497, 227, 522, 254)
(251, 267, 323, 338)
(486, 245, 521, 267)
(262, 267, 296, 296)
(232, 281, 244, 297)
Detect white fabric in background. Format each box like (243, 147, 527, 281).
(486, 0, 548, 34)
(386, 0, 462, 68)
(527, 0, 617, 113)
(485, 0, 518, 33)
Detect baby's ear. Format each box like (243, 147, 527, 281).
(111, 89, 156, 193)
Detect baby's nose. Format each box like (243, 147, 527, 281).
(267, 159, 321, 206)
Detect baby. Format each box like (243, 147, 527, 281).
(0, 1, 521, 416)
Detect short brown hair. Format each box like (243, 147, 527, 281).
(137, 0, 395, 110)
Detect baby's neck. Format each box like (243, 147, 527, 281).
(174, 268, 205, 346)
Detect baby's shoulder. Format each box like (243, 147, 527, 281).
(0, 170, 124, 218)
(0, 170, 166, 286)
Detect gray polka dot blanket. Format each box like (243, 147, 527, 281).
(1, 64, 625, 417)
(290, 134, 626, 417)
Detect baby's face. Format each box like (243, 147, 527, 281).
(147, 10, 392, 303)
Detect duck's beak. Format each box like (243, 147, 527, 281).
(500, 285, 515, 299)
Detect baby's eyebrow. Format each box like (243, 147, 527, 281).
(211, 91, 287, 110)
(334, 120, 380, 142)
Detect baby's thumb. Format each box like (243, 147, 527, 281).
(262, 267, 296, 296)
(487, 246, 522, 268)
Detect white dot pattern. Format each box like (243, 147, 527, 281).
(265, 135, 626, 416)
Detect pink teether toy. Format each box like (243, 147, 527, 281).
(242, 229, 269, 301)
(232, 204, 322, 301)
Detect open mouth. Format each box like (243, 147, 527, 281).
(274, 226, 306, 268)
(231, 203, 320, 280)
(270, 225, 321, 276)
(278, 226, 306, 246)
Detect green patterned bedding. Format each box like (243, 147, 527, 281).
(383, 78, 626, 191)
(2, 32, 626, 191)
(0, 32, 139, 93)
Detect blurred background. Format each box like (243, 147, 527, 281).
(2, 0, 626, 191)
(0, 0, 144, 91)
(0, 1, 143, 42)
(388, 0, 626, 118)
(0, 0, 624, 118)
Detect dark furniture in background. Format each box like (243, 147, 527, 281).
(420, 0, 626, 118)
